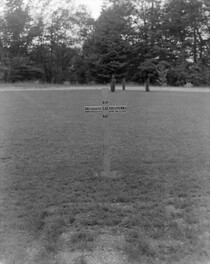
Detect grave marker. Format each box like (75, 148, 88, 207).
(84, 88, 127, 177)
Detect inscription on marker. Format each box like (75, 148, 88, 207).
(84, 106, 102, 112)
(109, 106, 127, 112)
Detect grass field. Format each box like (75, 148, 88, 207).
(0, 89, 210, 264)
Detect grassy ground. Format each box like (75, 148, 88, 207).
(0, 89, 209, 264)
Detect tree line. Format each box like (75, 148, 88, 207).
(0, 0, 210, 86)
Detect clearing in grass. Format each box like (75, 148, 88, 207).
(0, 89, 209, 264)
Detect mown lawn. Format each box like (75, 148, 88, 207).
(0, 89, 209, 263)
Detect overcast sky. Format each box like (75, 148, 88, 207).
(75, 0, 103, 18)
(0, 0, 103, 18)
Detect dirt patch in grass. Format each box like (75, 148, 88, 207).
(25, 228, 128, 264)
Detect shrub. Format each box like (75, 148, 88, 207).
(156, 61, 169, 86)
(167, 68, 187, 86)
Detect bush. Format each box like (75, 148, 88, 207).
(167, 68, 187, 86)
(156, 61, 169, 86)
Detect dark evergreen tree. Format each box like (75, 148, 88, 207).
(83, 1, 135, 83)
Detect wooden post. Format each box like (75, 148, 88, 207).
(101, 88, 110, 177)
(84, 89, 127, 177)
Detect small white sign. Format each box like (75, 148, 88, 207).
(84, 105, 127, 113)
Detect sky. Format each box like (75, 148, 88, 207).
(75, 0, 103, 18)
(0, 0, 104, 19)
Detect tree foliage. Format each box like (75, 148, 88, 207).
(0, 0, 93, 82)
(0, 0, 209, 86)
(83, 1, 135, 83)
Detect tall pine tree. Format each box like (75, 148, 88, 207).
(83, 1, 134, 83)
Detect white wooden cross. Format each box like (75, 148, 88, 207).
(84, 88, 127, 177)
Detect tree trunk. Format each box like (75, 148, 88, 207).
(110, 74, 116, 92)
(145, 77, 150, 92)
(122, 77, 125, 90)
